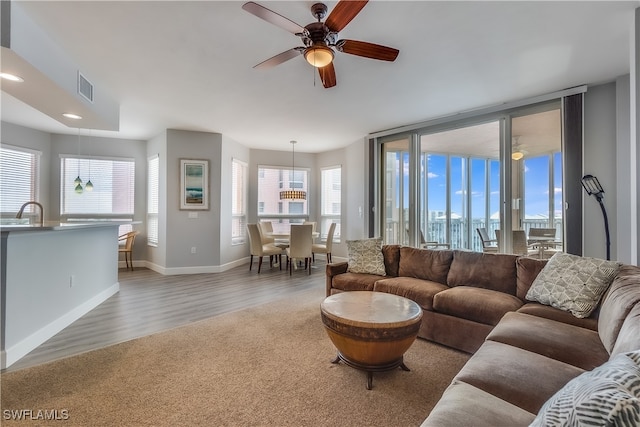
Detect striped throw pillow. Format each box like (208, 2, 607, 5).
(530, 350, 640, 427)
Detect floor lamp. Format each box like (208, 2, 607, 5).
(581, 174, 610, 260)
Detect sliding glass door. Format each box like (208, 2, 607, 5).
(377, 100, 563, 255)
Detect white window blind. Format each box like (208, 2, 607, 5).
(147, 155, 159, 246)
(320, 166, 341, 241)
(61, 156, 135, 215)
(0, 145, 41, 213)
(232, 158, 248, 245)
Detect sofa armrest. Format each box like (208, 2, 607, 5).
(326, 262, 349, 296)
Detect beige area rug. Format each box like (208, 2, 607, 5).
(1, 287, 470, 427)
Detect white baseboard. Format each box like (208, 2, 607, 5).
(143, 257, 250, 275)
(3, 282, 120, 369)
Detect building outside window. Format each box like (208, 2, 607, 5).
(257, 165, 309, 232)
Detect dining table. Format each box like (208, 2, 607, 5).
(528, 237, 562, 259)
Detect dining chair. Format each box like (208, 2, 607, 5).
(476, 227, 498, 253)
(258, 221, 275, 244)
(512, 230, 540, 258)
(312, 222, 336, 263)
(303, 221, 317, 233)
(286, 224, 313, 275)
(118, 230, 140, 271)
(247, 223, 283, 273)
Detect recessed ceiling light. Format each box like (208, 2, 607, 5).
(63, 113, 83, 120)
(0, 73, 24, 82)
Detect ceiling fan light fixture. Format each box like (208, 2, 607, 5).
(511, 151, 524, 161)
(304, 45, 334, 68)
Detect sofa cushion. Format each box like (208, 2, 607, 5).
(526, 252, 620, 318)
(447, 251, 518, 295)
(517, 302, 598, 331)
(432, 286, 522, 326)
(373, 277, 448, 310)
(420, 381, 536, 427)
(611, 302, 640, 357)
(398, 247, 453, 284)
(346, 238, 386, 276)
(486, 312, 608, 370)
(516, 256, 547, 300)
(331, 272, 379, 293)
(530, 350, 640, 427)
(598, 264, 640, 353)
(382, 245, 401, 277)
(454, 340, 585, 414)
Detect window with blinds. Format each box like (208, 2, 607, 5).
(60, 156, 135, 215)
(320, 166, 341, 242)
(147, 155, 159, 246)
(257, 166, 308, 215)
(0, 145, 41, 214)
(232, 158, 247, 245)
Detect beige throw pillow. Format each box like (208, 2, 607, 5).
(346, 238, 386, 276)
(525, 252, 620, 318)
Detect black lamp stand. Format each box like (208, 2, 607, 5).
(581, 174, 611, 260)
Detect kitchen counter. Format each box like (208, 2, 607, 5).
(1, 221, 126, 369)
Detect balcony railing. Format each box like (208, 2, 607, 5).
(386, 218, 563, 252)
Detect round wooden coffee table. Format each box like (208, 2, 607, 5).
(320, 291, 423, 390)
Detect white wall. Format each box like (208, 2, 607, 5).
(164, 129, 222, 272)
(584, 83, 618, 260)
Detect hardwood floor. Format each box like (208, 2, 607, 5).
(4, 260, 328, 372)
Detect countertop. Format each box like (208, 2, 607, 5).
(0, 220, 134, 233)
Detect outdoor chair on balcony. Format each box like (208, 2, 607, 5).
(477, 227, 498, 253)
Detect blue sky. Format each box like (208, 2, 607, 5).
(398, 151, 562, 220)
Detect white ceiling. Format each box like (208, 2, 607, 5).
(1, 1, 637, 153)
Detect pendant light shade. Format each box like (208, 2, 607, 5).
(280, 140, 307, 200)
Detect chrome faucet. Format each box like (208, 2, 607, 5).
(16, 201, 44, 226)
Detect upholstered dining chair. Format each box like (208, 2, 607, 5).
(302, 221, 317, 233)
(247, 223, 283, 273)
(476, 227, 498, 253)
(118, 230, 140, 271)
(286, 224, 313, 275)
(258, 221, 275, 244)
(312, 222, 336, 263)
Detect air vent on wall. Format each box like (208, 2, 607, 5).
(77, 71, 94, 103)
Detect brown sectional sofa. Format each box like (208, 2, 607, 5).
(325, 245, 640, 426)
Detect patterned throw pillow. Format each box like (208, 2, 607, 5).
(525, 252, 620, 318)
(346, 238, 386, 276)
(530, 350, 640, 427)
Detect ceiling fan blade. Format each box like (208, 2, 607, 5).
(242, 2, 306, 35)
(254, 48, 302, 69)
(325, 0, 368, 32)
(318, 63, 336, 88)
(337, 39, 399, 62)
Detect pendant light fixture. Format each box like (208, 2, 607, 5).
(74, 128, 84, 194)
(84, 129, 94, 191)
(280, 140, 306, 200)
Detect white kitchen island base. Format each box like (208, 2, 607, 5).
(1, 222, 121, 369)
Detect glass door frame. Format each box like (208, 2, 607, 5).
(374, 100, 563, 254)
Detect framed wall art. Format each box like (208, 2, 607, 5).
(179, 159, 209, 210)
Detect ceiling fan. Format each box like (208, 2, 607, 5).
(242, 0, 399, 88)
